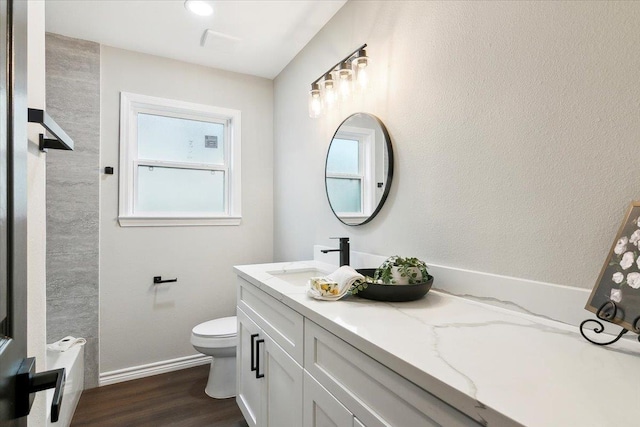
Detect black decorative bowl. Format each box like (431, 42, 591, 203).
(354, 269, 434, 302)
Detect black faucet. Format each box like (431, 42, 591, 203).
(320, 237, 350, 266)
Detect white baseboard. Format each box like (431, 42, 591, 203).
(99, 354, 211, 387)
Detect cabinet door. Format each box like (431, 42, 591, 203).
(237, 309, 262, 427)
(303, 371, 353, 427)
(260, 333, 303, 427)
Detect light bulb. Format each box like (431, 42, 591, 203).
(356, 66, 368, 89)
(184, 1, 213, 17)
(308, 83, 323, 118)
(337, 62, 353, 101)
(339, 77, 351, 99)
(353, 49, 369, 90)
(322, 73, 336, 107)
(353, 55, 368, 69)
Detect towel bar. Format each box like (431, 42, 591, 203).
(28, 108, 74, 152)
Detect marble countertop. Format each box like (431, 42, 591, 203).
(234, 260, 640, 427)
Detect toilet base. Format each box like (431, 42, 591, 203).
(205, 355, 236, 399)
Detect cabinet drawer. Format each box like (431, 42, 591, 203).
(304, 320, 479, 427)
(237, 277, 304, 364)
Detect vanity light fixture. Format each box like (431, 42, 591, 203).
(308, 43, 369, 118)
(184, 0, 213, 17)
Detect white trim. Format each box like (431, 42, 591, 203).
(118, 92, 242, 226)
(136, 159, 227, 171)
(99, 354, 211, 386)
(339, 215, 369, 225)
(118, 216, 241, 227)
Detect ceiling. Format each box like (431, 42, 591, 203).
(45, 0, 346, 79)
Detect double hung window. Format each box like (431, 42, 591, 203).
(326, 126, 375, 223)
(119, 92, 241, 226)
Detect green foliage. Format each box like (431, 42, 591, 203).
(374, 256, 429, 285)
(350, 279, 370, 295)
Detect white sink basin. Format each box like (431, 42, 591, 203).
(268, 268, 329, 287)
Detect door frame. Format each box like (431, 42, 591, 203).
(0, 0, 30, 423)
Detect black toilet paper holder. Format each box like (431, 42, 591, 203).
(153, 276, 177, 284)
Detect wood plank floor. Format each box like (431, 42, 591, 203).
(71, 365, 248, 427)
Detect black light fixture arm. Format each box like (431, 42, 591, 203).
(311, 43, 367, 86)
(27, 108, 74, 152)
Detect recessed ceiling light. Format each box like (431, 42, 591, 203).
(184, 0, 213, 17)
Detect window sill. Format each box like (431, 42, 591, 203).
(118, 216, 242, 227)
(337, 215, 369, 226)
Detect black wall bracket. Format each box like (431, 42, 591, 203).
(28, 108, 74, 152)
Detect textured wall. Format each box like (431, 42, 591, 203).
(45, 33, 100, 388)
(100, 46, 273, 374)
(274, 1, 640, 289)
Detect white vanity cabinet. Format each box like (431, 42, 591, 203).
(236, 278, 304, 427)
(236, 274, 478, 427)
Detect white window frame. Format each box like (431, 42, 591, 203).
(118, 92, 242, 227)
(327, 125, 375, 224)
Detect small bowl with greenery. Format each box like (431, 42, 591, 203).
(351, 256, 434, 302)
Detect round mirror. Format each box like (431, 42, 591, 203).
(325, 113, 394, 226)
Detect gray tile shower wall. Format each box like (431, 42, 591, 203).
(45, 33, 100, 388)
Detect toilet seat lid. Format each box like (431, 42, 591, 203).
(192, 316, 237, 338)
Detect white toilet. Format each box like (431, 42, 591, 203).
(190, 315, 238, 398)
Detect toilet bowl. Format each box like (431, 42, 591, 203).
(191, 315, 237, 399)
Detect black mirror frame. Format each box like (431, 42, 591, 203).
(325, 113, 394, 226)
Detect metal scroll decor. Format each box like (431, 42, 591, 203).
(579, 301, 640, 346)
(582, 202, 640, 346)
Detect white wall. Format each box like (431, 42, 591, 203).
(274, 1, 640, 289)
(100, 46, 273, 373)
(26, 1, 47, 425)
